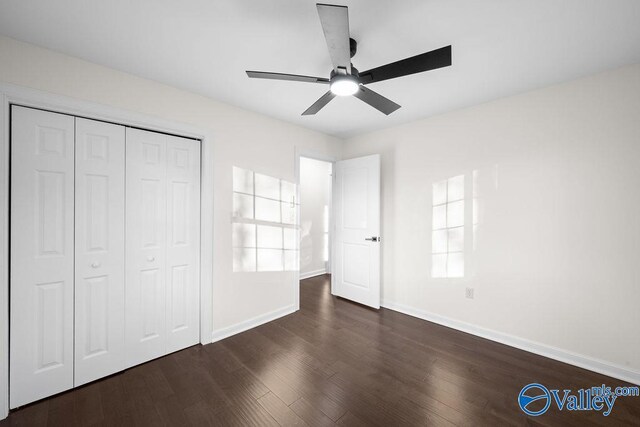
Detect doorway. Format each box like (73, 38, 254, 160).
(296, 152, 381, 310)
(298, 156, 333, 280)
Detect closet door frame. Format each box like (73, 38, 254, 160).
(0, 83, 215, 419)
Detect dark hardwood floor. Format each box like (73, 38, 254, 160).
(2, 274, 639, 426)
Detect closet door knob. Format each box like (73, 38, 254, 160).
(91, 262, 100, 268)
(147, 256, 155, 262)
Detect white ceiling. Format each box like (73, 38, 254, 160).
(1, 0, 639, 138)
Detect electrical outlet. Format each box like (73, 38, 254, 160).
(465, 287, 474, 299)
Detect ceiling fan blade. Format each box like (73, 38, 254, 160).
(302, 91, 336, 115)
(359, 45, 452, 84)
(246, 71, 330, 84)
(353, 86, 401, 115)
(316, 3, 351, 73)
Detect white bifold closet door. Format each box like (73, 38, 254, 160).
(165, 133, 201, 353)
(10, 107, 201, 407)
(125, 128, 201, 368)
(74, 118, 126, 386)
(10, 106, 76, 408)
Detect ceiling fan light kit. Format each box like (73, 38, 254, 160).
(246, 3, 452, 116)
(330, 73, 359, 96)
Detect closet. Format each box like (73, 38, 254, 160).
(9, 106, 201, 408)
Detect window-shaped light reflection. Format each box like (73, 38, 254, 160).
(281, 201, 297, 225)
(448, 227, 464, 252)
(447, 253, 464, 278)
(284, 250, 297, 271)
(255, 197, 281, 223)
(257, 225, 283, 249)
(233, 248, 256, 272)
(283, 228, 298, 250)
(281, 180, 296, 204)
(447, 175, 464, 202)
(233, 167, 254, 194)
(255, 173, 280, 200)
(432, 205, 447, 230)
(472, 169, 479, 253)
(233, 193, 254, 219)
(431, 175, 465, 278)
(433, 179, 447, 205)
(257, 249, 283, 272)
(232, 223, 256, 248)
(431, 254, 448, 278)
(447, 200, 464, 228)
(432, 229, 448, 253)
(232, 166, 300, 273)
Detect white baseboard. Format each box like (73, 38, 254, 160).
(299, 269, 326, 280)
(382, 300, 640, 386)
(211, 305, 297, 343)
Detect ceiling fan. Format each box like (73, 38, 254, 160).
(246, 3, 452, 116)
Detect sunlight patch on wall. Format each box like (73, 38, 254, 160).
(232, 167, 299, 272)
(432, 175, 465, 278)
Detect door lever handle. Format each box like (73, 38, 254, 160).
(365, 236, 380, 242)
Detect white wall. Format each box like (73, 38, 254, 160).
(342, 64, 640, 381)
(299, 157, 332, 278)
(0, 36, 342, 337)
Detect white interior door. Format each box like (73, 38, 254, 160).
(333, 154, 381, 308)
(125, 128, 168, 367)
(10, 106, 75, 408)
(74, 118, 125, 386)
(165, 135, 200, 353)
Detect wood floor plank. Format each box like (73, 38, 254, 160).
(258, 392, 308, 426)
(289, 397, 336, 427)
(183, 400, 225, 426)
(71, 384, 103, 426)
(153, 395, 191, 426)
(335, 411, 369, 427)
(1, 274, 639, 426)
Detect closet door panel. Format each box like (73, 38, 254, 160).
(166, 136, 201, 352)
(74, 118, 125, 386)
(10, 106, 75, 408)
(125, 128, 167, 367)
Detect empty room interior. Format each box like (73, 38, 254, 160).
(0, 0, 639, 425)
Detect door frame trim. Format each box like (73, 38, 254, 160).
(0, 82, 215, 418)
(294, 148, 337, 309)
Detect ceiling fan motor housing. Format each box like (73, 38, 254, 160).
(330, 66, 359, 80)
(350, 38, 357, 58)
